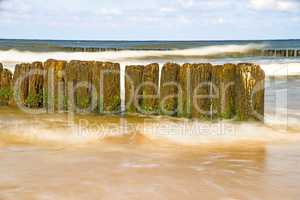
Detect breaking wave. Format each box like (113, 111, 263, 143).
(0, 43, 265, 64)
(0, 108, 299, 147)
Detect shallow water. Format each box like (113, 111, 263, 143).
(0, 107, 300, 200)
(1, 142, 299, 200)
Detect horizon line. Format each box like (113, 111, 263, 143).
(1, 38, 300, 42)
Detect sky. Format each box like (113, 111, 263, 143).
(0, 0, 299, 40)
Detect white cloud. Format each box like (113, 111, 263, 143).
(177, 15, 191, 24)
(177, 0, 195, 8)
(160, 7, 177, 13)
(249, 0, 299, 12)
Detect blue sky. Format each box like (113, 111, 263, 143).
(0, 0, 299, 40)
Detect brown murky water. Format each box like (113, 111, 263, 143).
(0, 107, 300, 200)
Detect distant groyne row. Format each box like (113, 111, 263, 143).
(60, 47, 300, 58)
(262, 49, 300, 57)
(61, 47, 172, 52)
(0, 60, 265, 121)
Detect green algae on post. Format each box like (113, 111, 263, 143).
(160, 63, 180, 116)
(0, 61, 265, 121)
(191, 63, 213, 120)
(142, 63, 159, 115)
(125, 65, 144, 113)
(0, 64, 13, 106)
(235, 63, 265, 121)
(44, 59, 67, 112)
(178, 63, 193, 118)
(99, 62, 121, 114)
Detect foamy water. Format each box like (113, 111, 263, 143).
(1, 43, 300, 77)
(0, 43, 263, 62)
(0, 108, 300, 200)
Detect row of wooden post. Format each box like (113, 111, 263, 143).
(263, 49, 300, 57)
(0, 60, 265, 121)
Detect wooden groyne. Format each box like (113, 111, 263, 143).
(262, 49, 300, 57)
(58, 47, 300, 58)
(61, 47, 172, 52)
(0, 60, 265, 121)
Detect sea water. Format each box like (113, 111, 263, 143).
(0, 39, 299, 199)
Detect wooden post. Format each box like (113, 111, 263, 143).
(235, 63, 265, 121)
(191, 63, 212, 119)
(66, 61, 93, 112)
(27, 62, 44, 108)
(212, 64, 236, 119)
(178, 63, 192, 118)
(288, 49, 294, 57)
(125, 65, 144, 113)
(160, 63, 180, 116)
(44, 59, 67, 112)
(142, 63, 159, 114)
(99, 62, 121, 113)
(0, 64, 13, 106)
(12, 63, 31, 106)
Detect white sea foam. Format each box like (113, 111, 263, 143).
(1, 43, 300, 77)
(0, 43, 263, 63)
(260, 62, 300, 76)
(0, 112, 299, 146)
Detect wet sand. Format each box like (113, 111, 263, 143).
(0, 107, 300, 199)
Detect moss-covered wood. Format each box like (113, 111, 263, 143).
(177, 63, 192, 118)
(191, 63, 213, 119)
(125, 65, 144, 113)
(91, 61, 103, 113)
(11, 63, 31, 106)
(251, 65, 265, 121)
(66, 61, 93, 112)
(160, 63, 180, 116)
(44, 59, 67, 111)
(212, 64, 237, 119)
(0, 64, 13, 106)
(211, 65, 222, 119)
(99, 62, 121, 113)
(142, 63, 159, 114)
(288, 50, 295, 57)
(2, 60, 265, 121)
(26, 62, 44, 108)
(235, 63, 265, 121)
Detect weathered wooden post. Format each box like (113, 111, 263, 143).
(271, 50, 276, 57)
(0, 63, 13, 106)
(91, 61, 102, 113)
(12, 63, 31, 106)
(160, 63, 180, 116)
(211, 65, 222, 118)
(191, 63, 213, 119)
(99, 62, 121, 113)
(66, 61, 93, 112)
(125, 65, 144, 113)
(212, 64, 236, 119)
(276, 50, 285, 57)
(142, 63, 159, 114)
(297, 50, 300, 57)
(283, 49, 287, 57)
(44, 59, 67, 112)
(178, 63, 192, 118)
(288, 49, 294, 57)
(235, 63, 265, 121)
(26, 62, 44, 108)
